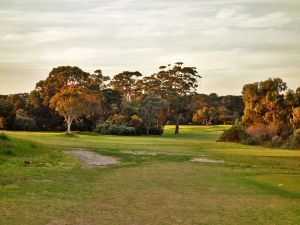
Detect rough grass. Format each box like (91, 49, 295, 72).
(0, 125, 300, 225)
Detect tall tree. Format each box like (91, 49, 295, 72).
(142, 62, 201, 134)
(0, 99, 15, 130)
(140, 94, 169, 133)
(30, 66, 107, 131)
(242, 78, 287, 127)
(109, 71, 142, 101)
(50, 86, 102, 134)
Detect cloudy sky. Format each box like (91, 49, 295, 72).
(0, 0, 299, 95)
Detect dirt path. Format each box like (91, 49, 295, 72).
(67, 150, 119, 167)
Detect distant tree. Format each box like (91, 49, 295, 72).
(6, 93, 29, 112)
(142, 62, 201, 134)
(242, 78, 287, 127)
(109, 71, 142, 101)
(88, 69, 110, 90)
(0, 99, 16, 130)
(50, 86, 102, 134)
(140, 94, 169, 134)
(218, 106, 232, 124)
(292, 107, 300, 129)
(192, 106, 218, 125)
(101, 88, 122, 120)
(30, 66, 107, 131)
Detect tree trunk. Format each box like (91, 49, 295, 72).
(65, 115, 73, 135)
(67, 121, 72, 134)
(175, 115, 179, 134)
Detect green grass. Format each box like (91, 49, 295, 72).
(1, 125, 300, 225)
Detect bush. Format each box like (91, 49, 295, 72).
(287, 129, 300, 149)
(271, 135, 284, 148)
(245, 123, 278, 139)
(95, 122, 137, 136)
(13, 115, 37, 131)
(95, 122, 112, 134)
(149, 127, 163, 135)
(123, 127, 136, 136)
(219, 125, 249, 142)
(107, 114, 125, 124)
(72, 120, 93, 131)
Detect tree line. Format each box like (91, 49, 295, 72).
(0, 63, 243, 135)
(220, 78, 300, 149)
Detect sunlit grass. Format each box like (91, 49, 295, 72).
(1, 125, 300, 225)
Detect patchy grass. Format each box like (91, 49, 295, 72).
(1, 125, 300, 225)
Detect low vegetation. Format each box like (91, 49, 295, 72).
(1, 126, 300, 224)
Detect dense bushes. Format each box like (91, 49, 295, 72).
(288, 129, 300, 149)
(95, 122, 136, 135)
(219, 125, 249, 143)
(148, 127, 163, 135)
(13, 115, 37, 131)
(220, 123, 300, 149)
(94, 122, 163, 136)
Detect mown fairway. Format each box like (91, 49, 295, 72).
(1, 126, 300, 225)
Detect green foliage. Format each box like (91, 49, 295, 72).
(140, 94, 169, 132)
(107, 114, 125, 124)
(109, 71, 142, 101)
(148, 127, 163, 135)
(286, 129, 300, 149)
(219, 125, 249, 143)
(0, 98, 16, 130)
(95, 122, 136, 136)
(13, 115, 37, 131)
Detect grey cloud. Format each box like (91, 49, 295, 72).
(0, 0, 299, 95)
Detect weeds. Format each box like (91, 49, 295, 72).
(0, 133, 15, 155)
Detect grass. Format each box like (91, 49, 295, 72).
(0, 125, 300, 225)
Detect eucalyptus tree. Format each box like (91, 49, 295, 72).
(142, 62, 202, 134)
(109, 71, 143, 101)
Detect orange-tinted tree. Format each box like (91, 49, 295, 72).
(50, 86, 102, 134)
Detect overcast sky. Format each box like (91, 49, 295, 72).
(0, 0, 299, 95)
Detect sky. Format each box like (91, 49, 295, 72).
(0, 0, 299, 95)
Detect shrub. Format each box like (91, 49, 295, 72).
(149, 127, 163, 135)
(95, 122, 111, 134)
(124, 127, 136, 136)
(287, 129, 300, 149)
(72, 120, 93, 131)
(277, 123, 293, 139)
(245, 123, 278, 139)
(13, 115, 37, 131)
(219, 125, 249, 142)
(108, 114, 125, 124)
(130, 115, 143, 127)
(95, 122, 137, 136)
(271, 135, 283, 148)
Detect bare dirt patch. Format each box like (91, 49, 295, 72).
(67, 150, 119, 167)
